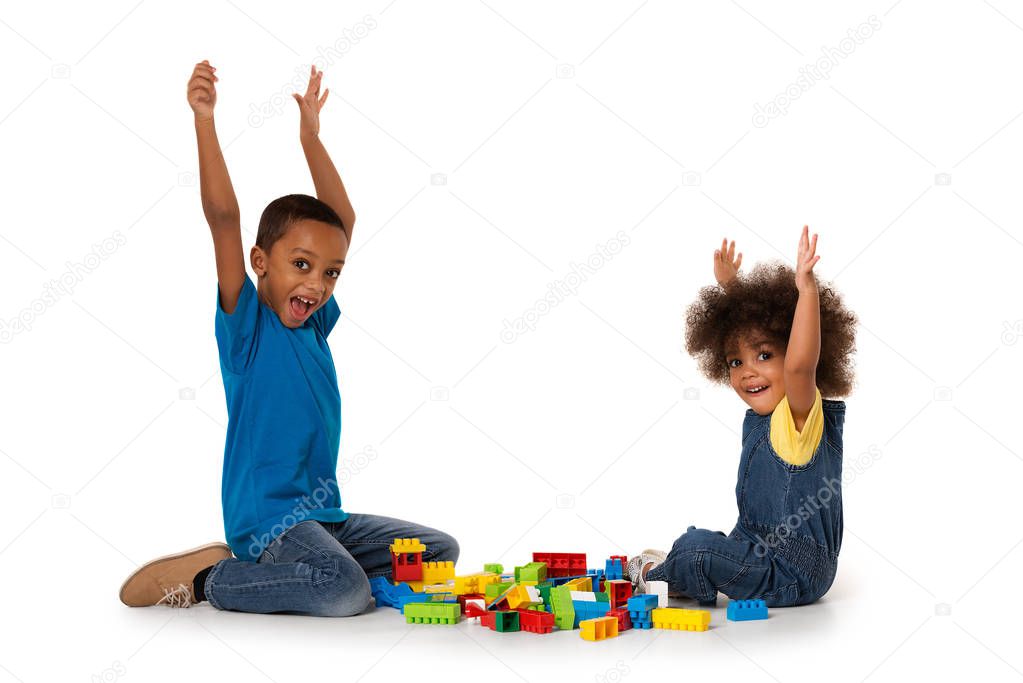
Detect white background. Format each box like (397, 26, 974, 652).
(1, 0, 1021, 681)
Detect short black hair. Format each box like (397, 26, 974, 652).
(684, 261, 859, 398)
(255, 194, 346, 256)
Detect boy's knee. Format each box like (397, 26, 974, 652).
(316, 569, 372, 617)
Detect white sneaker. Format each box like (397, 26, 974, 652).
(626, 549, 667, 594)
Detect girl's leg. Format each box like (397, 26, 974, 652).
(205, 520, 372, 616)
(325, 513, 460, 579)
(645, 525, 804, 607)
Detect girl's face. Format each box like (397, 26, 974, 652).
(726, 330, 787, 414)
(251, 218, 348, 329)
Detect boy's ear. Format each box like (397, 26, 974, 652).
(250, 245, 268, 278)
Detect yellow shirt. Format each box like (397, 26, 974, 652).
(769, 387, 824, 466)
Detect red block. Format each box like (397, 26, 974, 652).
(480, 611, 496, 629)
(607, 580, 633, 609)
(515, 608, 554, 634)
(465, 601, 488, 620)
(532, 552, 587, 578)
(607, 606, 632, 631)
(458, 593, 486, 614)
(391, 551, 423, 582)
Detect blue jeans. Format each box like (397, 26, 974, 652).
(645, 524, 811, 607)
(204, 513, 459, 617)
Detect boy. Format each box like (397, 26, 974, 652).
(118, 61, 458, 616)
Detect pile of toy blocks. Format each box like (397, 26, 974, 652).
(368, 539, 767, 640)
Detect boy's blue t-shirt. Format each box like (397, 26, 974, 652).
(215, 275, 349, 561)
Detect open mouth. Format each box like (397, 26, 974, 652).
(746, 384, 769, 395)
(289, 295, 316, 321)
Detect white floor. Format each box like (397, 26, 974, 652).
(5, 536, 1015, 683)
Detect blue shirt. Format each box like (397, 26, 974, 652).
(215, 275, 348, 561)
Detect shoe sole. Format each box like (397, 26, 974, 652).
(119, 541, 233, 607)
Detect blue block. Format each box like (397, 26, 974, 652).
(605, 558, 623, 580)
(572, 600, 610, 628)
(398, 592, 457, 614)
(727, 599, 768, 621)
(627, 594, 659, 612)
(632, 619, 653, 629)
(369, 577, 414, 608)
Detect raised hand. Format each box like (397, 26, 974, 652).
(187, 60, 218, 121)
(293, 64, 329, 139)
(795, 225, 820, 293)
(714, 238, 742, 286)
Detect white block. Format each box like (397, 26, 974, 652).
(526, 586, 541, 602)
(570, 591, 596, 601)
(647, 580, 668, 607)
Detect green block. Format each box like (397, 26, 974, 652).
(486, 581, 513, 599)
(484, 563, 503, 574)
(550, 585, 575, 631)
(494, 610, 520, 632)
(516, 562, 547, 583)
(538, 583, 553, 608)
(404, 602, 460, 624)
(595, 591, 609, 602)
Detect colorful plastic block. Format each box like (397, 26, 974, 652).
(647, 580, 668, 607)
(369, 577, 414, 608)
(606, 605, 632, 631)
(515, 608, 555, 634)
(514, 562, 547, 584)
(605, 558, 624, 580)
(627, 594, 659, 612)
(465, 600, 488, 620)
(580, 616, 619, 641)
(405, 602, 460, 625)
(389, 538, 426, 583)
(484, 563, 503, 574)
(504, 585, 542, 610)
(573, 600, 610, 628)
(563, 577, 593, 592)
(550, 585, 576, 630)
(727, 599, 768, 621)
(532, 552, 586, 578)
(488, 610, 520, 633)
(651, 607, 710, 632)
(486, 581, 514, 599)
(606, 580, 632, 609)
(422, 561, 455, 585)
(398, 593, 456, 613)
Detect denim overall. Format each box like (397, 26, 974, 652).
(646, 399, 846, 607)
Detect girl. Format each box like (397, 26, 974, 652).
(627, 229, 857, 607)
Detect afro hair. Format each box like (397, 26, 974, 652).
(685, 261, 858, 398)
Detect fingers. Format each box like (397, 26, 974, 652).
(734, 252, 742, 270)
(319, 88, 329, 109)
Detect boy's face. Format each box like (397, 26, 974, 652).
(250, 218, 348, 329)
(725, 330, 786, 415)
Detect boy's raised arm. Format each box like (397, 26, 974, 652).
(293, 66, 356, 244)
(188, 60, 246, 314)
(785, 226, 822, 426)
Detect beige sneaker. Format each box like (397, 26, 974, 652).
(119, 542, 232, 607)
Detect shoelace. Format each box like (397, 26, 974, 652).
(155, 583, 194, 608)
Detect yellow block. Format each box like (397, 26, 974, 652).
(422, 561, 455, 584)
(451, 572, 500, 596)
(580, 617, 619, 641)
(564, 577, 592, 592)
(651, 608, 711, 632)
(389, 538, 426, 554)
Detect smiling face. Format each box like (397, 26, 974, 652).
(725, 329, 787, 414)
(250, 218, 348, 329)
